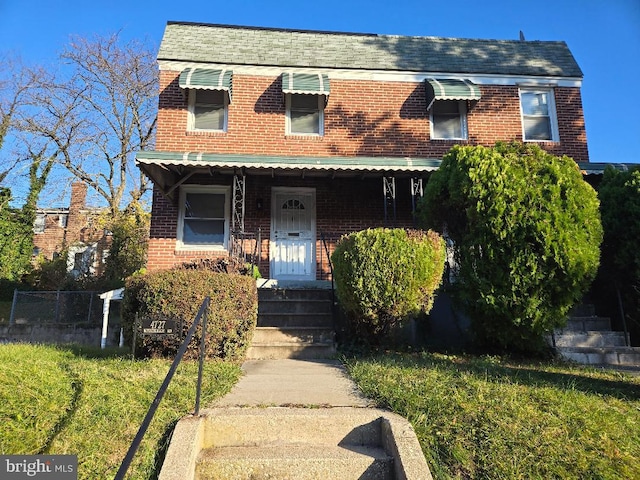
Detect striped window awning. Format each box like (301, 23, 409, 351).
(282, 73, 330, 96)
(425, 78, 481, 110)
(179, 68, 233, 101)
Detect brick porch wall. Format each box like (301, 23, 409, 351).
(148, 175, 423, 276)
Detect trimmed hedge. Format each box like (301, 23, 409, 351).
(331, 228, 446, 340)
(122, 269, 257, 360)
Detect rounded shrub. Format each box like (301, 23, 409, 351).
(331, 228, 445, 340)
(418, 142, 602, 352)
(122, 268, 257, 360)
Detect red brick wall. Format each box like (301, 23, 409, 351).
(156, 71, 589, 162)
(147, 70, 590, 273)
(148, 175, 421, 275)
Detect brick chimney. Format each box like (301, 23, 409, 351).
(66, 182, 88, 242)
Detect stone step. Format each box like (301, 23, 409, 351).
(246, 342, 336, 360)
(570, 304, 596, 317)
(257, 312, 334, 328)
(553, 331, 629, 348)
(248, 327, 336, 359)
(251, 326, 335, 344)
(556, 346, 640, 366)
(196, 444, 394, 480)
(258, 287, 333, 302)
(159, 407, 432, 480)
(562, 316, 612, 332)
(258, 298, 333, 315)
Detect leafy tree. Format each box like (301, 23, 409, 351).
(596, 166, 640, 342)
(0, 188, 34, 282)
(331, 228, 446, 341)
(418, 142, 602, 351)
(17, 33, 158, 214)
(100, 200, 150, 286)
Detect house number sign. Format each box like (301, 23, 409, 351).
(140, 315, 181, 336)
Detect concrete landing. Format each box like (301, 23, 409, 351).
(215, 359, 373, 407)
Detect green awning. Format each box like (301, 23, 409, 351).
(179, 68, 233, 101)
(282, 73, 330, 96)
(425, 78, 481, 110)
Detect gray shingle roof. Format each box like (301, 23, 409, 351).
(158, 22, 583, 78)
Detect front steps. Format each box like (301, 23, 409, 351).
(247, 284, 336, 359)
(553, 305, 640, 367)
(159, 407, 433, 480)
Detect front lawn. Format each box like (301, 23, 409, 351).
(346, 352, 640, 480)
(0, 344, 241, 479)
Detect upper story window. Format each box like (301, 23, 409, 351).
(34, 214, 46, 234)
(425, 78, 480, 141)
(189, 89, 227, 131)
(282, 73, 330, 136)
(178, 185, 230, 250)
(287, 94, 324, 135)
(179, 68, 233, 133)
(519, 88, 559, 142)
(431, 100, 468, 140)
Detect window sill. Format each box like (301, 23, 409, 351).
(285, 134, 324, 140)
(174, 246, 228, 255)
(186, 130, 227, 137)
(523, 139, 560, 144)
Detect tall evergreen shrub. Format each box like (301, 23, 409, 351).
(418, 142, 602, 351)
(331, 228, 445, 340)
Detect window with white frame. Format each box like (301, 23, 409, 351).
(178, 186, 230, 249)
(431, 100, 468, 140)
(34, 213, 46, 233)
(287, 94, 324, 135)
(520, 89, 558, 141)
(188, 89, 227, 131)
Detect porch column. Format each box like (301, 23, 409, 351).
(383, 176, 396, 224)
(232, 174, 246, 232)
(411, 177, 424, 225)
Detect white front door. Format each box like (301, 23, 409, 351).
(270, 188, 316, 280)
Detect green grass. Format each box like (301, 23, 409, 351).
(0, 343, 241, 479)
(346, 352, 640, 480)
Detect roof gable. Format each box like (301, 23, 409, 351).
(158, 22, 583, 78)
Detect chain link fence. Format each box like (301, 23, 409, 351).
(9, 290, 103, 326)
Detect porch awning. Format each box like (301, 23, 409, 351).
(179, 68, 233, 100)
(136, 151, 441, 197)
(282, 73, 330, 96)
(425, 78, 481, 110)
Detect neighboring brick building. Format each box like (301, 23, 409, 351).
(137, 22, 606, 279)
(33, 182, 111, 277)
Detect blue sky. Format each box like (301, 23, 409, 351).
(1, 0, 639, 170)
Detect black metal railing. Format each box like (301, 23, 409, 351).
(230, 229, 261, 275)
(114, 296, 210, 480)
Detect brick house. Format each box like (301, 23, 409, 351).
(33, 182, 111, 277)
(138, 22, 604, 281)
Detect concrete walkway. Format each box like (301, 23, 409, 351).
(215, 359, 374, 407)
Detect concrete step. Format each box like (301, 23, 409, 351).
(196, 444, 393, 480)
(258, 287, 333, 302)
(257, 312, 334, 328)
(258, 298, 333, 315)
(158, 407, 433, 480)
(570, 304, 596, 317)
(562, 316, 612, 332)
(251, 326, 335, 344)
(248, 327, 336, 359)
(553, 331, 629, 348)
(556, 346, 640, 366)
